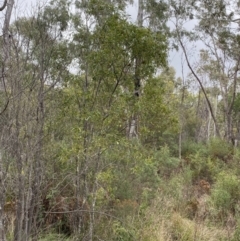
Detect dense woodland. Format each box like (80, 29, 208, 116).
(1, 0, 240, 240)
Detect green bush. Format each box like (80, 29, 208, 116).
(231, 148, 240, 173)
(181, 141, 207, 157)
(155, 145, 180, 177)
(208, 138, 232, 161)
(113, 221, 136, 241)
(188, 151, 221, 182)
(211, 172, 240, 217)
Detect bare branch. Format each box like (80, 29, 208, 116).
(176, 28, 221, 138)
(0, 0, 7, 11)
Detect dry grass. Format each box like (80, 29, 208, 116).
(140, 192, 232, 241)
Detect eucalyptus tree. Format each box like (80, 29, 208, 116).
(127, 0, 170, 137)
(170, 0, 240, 143)
(197, 0, 240, 143)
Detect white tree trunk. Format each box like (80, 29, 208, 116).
(128, 0, 144, 139)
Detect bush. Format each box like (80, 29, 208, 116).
(211, 172, 240, 218)
(113, 221, 136, 241)
(181, 141, 207, 157)
(208, 138, 232, 161)
(155, 145, 180, 178)
(188, 151, 221, 183)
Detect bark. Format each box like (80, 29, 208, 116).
(0, 152, 6, 241)
(226, 57, 240, 143)
(128, 0, 144, 139)
(3, 0, 14, 60)
(13, 75, 25, 241)
(137, 0, 143, 27)
(0, 1, 14, 241)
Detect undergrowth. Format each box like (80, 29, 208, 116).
(5, 139, 240, 241)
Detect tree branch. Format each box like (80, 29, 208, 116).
(176, 29, 221, 138)
(0, 0, 7, 11)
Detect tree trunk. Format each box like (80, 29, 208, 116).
(128, 0, 144, 139)
(0, 2, 15, 239)
(3, 0, 14, 60)
(0, 153, 6, 241)
(137, 0, 143, 27)
(177, 33, 221, 138)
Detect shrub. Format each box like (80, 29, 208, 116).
(181, 141, 207, 157)
(208, 138, 232, 161)
(113, 221, 136, 241)
(188, 151, 221, 183)
(155, 145, 180, 178)
(211, 172, 240, 218)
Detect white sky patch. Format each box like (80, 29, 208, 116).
(126, 2, 137, 23)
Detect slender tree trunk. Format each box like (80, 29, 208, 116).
(27, 82, 45, 241)
(3, 0, 14, 61)
(226, 112, 233, 144)
(179, 89, 185, 159)
(13, 95, 25, 241)
(137, 0, 143, 27)
(0, 1, 14, 237)
(0, 153, 6, 241)
(207, 105, 211, 141)
(128, 0, 144, 139)
(213, 95, 218, 138)
(177, 33, 221, 138)
(225, 58, 240, 144)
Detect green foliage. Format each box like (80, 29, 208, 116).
(181, 141, 207, 157)
(211, 171, 240, 216)
(154, 145, 180, 177)
(181, 139, 232, 174)
(139, 73, 179, 147)
(38, 232, 72, 241)
(208, 138, 232, 160)
(188, 151, 222, 182)
(98, 140, 160, 206)
(43, 0, 70, 31)
(113, 221, 136, 241)
(89, 14, 167, 88)
(233, 93, 240, 114)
